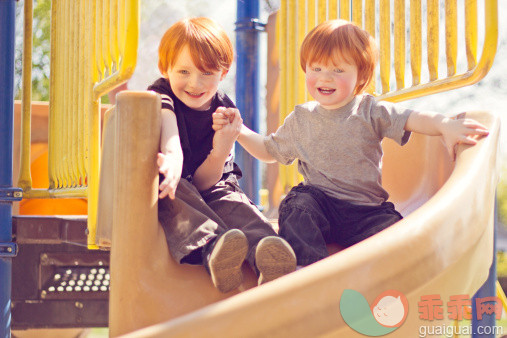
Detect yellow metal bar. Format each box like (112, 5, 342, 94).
(54, 0, 64, 188)
(394, 0, 405, 90)
(279, 0, 288, 191)
(427, 0, 439, 81)
(445, 0, 458, 76)
(18, 0, 33, 192)
(83, 0, 95, 238)
(465, 0, 478, 70)
(88, 0, 102, 248)
(94, 0, 139, 98)
(410, 0, 422, 86)
(102, 0, 111, 77)
(352, 0, 362, 26)
(110, 0, 120, 67)
(379, 0, 390, 94)
(278, 2, 287, 128)
(48, 0, 57, 189)
(22, 187, 87, 199)
(18, 0, 140, 246)
(62, 0, 73, 188)
(70, 0, 78, 187)
(118, 0, 126, 57)
(286, 0, 297, 190)
(339, 0, 349, 20)
(380, 0, 497, 103)
(329, 0, 337, 20)
(308, 0, 316, 33)
(317, 0, 326, 23)
(297, 0, 306, 104)
(77, 0, 86, 184)
(364, 0, 375, 93)
(364, 0, 375, 37)
(58, 0, 69, 188)
(119, 0, 139, 79)
(96, 0, 103, 80)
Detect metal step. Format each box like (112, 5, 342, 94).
(12, 216, 109, 329)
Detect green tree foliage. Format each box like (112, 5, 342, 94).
(15, 0, 51, 101)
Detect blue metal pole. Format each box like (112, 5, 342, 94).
(471, 203, 498, 338)
(235, 0, 263, 204)
(0, 0, 17, 336)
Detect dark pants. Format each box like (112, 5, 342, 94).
(278, 184, 402, 266)
(158, 176, 277, 269)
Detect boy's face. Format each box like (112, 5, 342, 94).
(166, 45, 227, 111)
(305, 57, 361, 110)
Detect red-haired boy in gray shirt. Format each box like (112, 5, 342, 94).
(213, 19, 489, 266)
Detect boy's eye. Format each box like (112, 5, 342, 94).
(313, 67, 321, 72)
(334, 68, 344, 73)
(203, 71, 213, 76)
(178, 70, 189, 75)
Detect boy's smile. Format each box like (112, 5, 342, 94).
(317, 87, 336, 95)
(305, 59, 361, 110)
(166, 45, 227, 111)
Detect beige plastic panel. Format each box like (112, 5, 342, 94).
(106, 92, 499, 337)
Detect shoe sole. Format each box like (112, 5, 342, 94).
(209, 229, 248, 293)
(256, 237, 296, 285)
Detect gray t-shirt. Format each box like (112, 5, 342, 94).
(264, 94, 413, 206)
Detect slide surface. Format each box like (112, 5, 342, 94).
(103, 92, 500, 337)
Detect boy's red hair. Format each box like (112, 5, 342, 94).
(158, 17, 233, 76)
(300, 20, 378, 94)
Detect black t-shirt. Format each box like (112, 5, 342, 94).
(148, 77, 241, 180)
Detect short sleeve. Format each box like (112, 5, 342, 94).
(147, 79, 174, 111)
(158, 94, 174, 111)
(264, 112, 298, 165)
(370, 99, 413, 146)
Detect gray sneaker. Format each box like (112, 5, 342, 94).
(255, 236, 296, 285)
(208, 229, 248, 293)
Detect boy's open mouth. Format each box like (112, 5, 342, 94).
(186, 91, 205, 98)
(318, 87, 335, 95)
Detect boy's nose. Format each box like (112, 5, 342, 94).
(188, 75, 202, 88)
(321, 71, 333, 81)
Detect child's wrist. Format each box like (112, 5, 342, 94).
(208, 148, 228, 162)
(438, 116, 452, 135)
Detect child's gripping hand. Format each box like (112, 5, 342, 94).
(157, 152, 182, 199)
(212, 107, 235, 131)
(212, 107, 243, 157)
(440, 117, 489, 160)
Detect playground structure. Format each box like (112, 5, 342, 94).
(0, 0, 501, 337)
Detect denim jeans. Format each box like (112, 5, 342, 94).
(278, 184, 402, 266)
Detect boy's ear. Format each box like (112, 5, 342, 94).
(357, 74, 367, 86)
(220, 69, 228, 81)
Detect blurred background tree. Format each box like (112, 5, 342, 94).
(15, 0, 51, 101)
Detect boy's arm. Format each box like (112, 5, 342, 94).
(404, 111, 489, 160)
(158, 108, 184, 199)
(192, 108, 242, 191)
(213, 109, 276, 163)
(237, 124, 277, 163)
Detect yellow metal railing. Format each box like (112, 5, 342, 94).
(277, 0, 498, 193)
(18, 0, 139, 247)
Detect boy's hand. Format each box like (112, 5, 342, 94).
(212, 107, 235, 131)
(157, 152, 182, 199)
(440, 117, 489, 160)
(212, 107, 243, 158)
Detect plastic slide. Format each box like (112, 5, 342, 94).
(99, 92, 500, 337)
